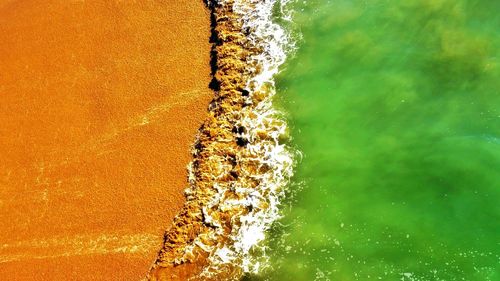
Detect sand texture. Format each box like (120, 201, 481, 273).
(0, 0, 212, 280)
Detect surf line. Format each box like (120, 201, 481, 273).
(148, 0, 294, 280)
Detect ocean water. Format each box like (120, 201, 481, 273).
(251, 0, 500, 280)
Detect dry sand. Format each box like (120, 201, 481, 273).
(0, 0, 212, 280)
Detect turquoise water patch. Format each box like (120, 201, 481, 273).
(253, 0, 500, 280)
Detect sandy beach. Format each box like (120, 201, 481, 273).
(0, 0, 212, 280)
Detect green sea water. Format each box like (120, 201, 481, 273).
(253, 0, 500, 280)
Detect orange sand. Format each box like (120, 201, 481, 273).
(0, 0, 212, 280)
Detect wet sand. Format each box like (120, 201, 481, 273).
(0, 0, 212, 280)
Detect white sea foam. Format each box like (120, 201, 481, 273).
(197, 0, 298, 278)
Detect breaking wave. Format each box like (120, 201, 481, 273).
(148, 1, 297, 280)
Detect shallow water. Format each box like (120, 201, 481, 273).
(251, 0, 500, 280)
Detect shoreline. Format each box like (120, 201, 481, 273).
(149, 1, 294, 280)
(0, 1, 212, 280)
